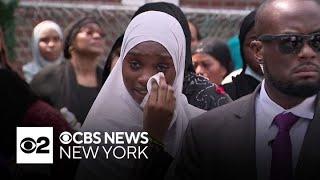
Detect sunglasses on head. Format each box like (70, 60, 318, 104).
(258, 33, 320, 54)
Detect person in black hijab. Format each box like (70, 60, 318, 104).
(102, 2, 231, 110)
(101, 34, 123, 84)
(223, 10, 263, 100)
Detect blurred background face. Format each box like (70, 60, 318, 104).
(188, 22, 199, 50)
(192, 52, 227, 85)
(38, 28, 62, 62)
(73, 23, 105, 57)
(243, 28, 262, 75)
(122, 41, 176, 104)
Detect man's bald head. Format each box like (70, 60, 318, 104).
(255, 0, 320, 36)
(251, 0, 320, 100)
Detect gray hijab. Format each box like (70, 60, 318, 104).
(23, 20, 63, 82)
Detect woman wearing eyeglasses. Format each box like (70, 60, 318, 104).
(30, 17, 105, 125)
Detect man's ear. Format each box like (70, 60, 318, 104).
(250, 40, 264, 64)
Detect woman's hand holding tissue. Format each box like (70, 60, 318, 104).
(143, 75, 176, 143)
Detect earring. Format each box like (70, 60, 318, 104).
(260, 64, 264, 74)
(258, 59, 264, 74)
(68, 46, 74, 53)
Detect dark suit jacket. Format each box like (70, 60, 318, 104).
(167, 86, 320, 180)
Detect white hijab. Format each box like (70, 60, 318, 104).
(82, 11, 204, 156)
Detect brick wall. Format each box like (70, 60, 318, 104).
(181, 0, 261, 8)
(22, 0, 262, 9)
(22, 0, 121, 3)
(15, 2, 131, 63)
(15, 1, 258, 64)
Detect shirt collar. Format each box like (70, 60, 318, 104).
(245, 66, 264, 82)
(259, 80, 316, 127)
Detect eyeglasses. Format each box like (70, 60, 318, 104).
(258, 33, 320, 54)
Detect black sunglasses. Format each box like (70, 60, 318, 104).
(258, 33, 320, 54)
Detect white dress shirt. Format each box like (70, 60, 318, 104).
(255, 80, 316, 180)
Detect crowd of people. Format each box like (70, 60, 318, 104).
(1, 0, 320, 179)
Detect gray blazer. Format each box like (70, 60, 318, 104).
(168, 86, 320, 180)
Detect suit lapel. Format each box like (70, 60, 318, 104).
(233, 86, 320, 179)
(232, 85, 261, 179)
(295, 92, 320, 179)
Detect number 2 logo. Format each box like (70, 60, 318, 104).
(20, 136, 50, 154)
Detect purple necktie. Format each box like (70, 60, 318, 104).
(270, 112, 299, 180)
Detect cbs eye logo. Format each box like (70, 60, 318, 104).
(20, 137, 50, 154)
(16, 127, 53, 164)
(59, 131, 72, 144)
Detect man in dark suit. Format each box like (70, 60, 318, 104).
(168, 0, 320, 179)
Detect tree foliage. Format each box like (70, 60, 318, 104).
(0, 0, 19, 60)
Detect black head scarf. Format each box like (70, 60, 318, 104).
(132, 2, 195, 74)
(102, 34, 123, 84)
(64, 17, 101, 59)
(194, 38, 233, 75)
(239, 10, 256, 70)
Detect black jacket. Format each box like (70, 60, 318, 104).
(223, 72, 260, 100)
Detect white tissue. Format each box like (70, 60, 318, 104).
(139, 72, 178, 130)
(140, 72, 164, 109)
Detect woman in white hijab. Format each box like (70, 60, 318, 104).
(77, 11, 205, 180)
(23, 20, 63, 83)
